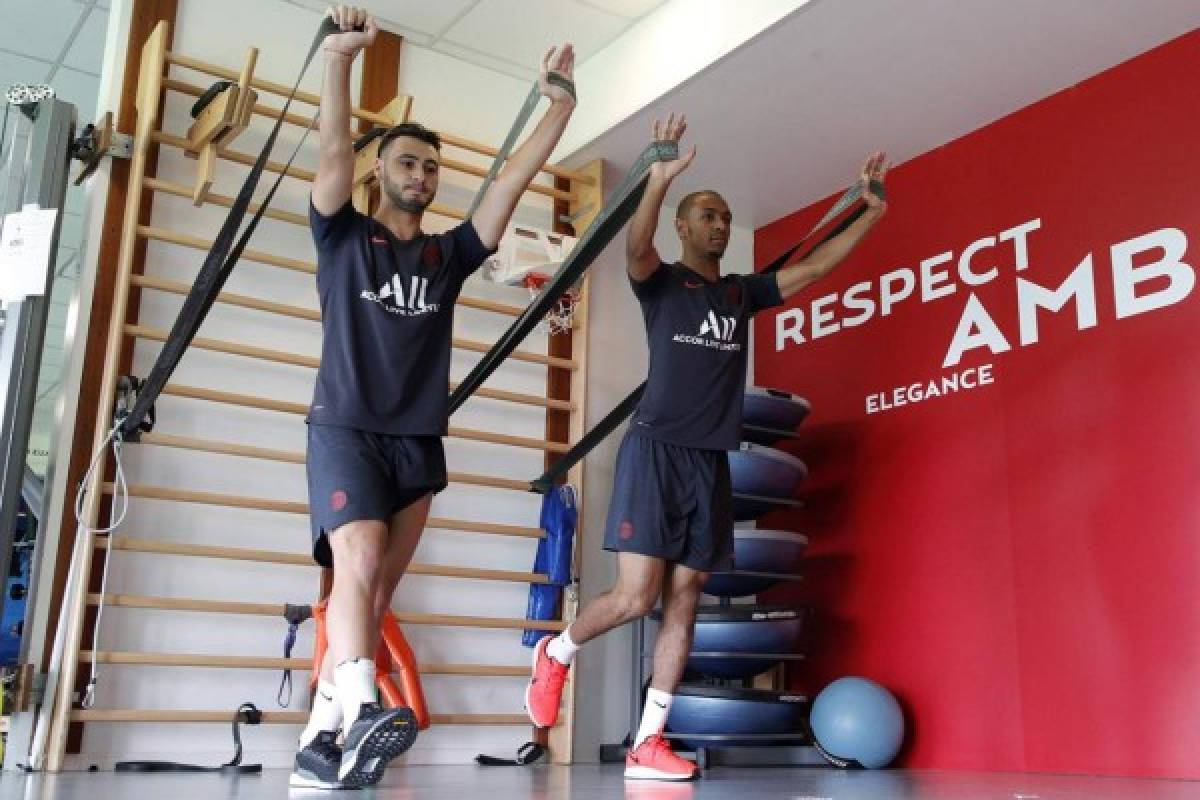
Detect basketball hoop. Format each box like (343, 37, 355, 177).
(523, 272, 579, 336)
(484, 224, 576, 285)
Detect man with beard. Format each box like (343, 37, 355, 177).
(292, 5, 577, 790)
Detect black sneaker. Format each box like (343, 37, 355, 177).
(338, 702, 418, 787)
(289, 730, 350, 790)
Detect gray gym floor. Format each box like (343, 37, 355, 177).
(0, 765, 1197, 799)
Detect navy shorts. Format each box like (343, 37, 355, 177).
(306, 424, 447, 567)
(603, 432, 734, 573)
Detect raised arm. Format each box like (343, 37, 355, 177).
(626, 114, 696, 281)
(312, 5, 378, 215)
(470, 45, 578, 251)
(775, 152, 889, 300)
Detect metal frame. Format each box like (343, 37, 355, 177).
(0, 98, 75, 770)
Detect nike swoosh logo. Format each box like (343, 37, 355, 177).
(653, 701, 667, 709)
(370, 236, 388, 244)
(684, 280, 703, 288)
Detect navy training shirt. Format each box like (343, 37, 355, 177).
(306, 200, 494, 435)
(630, 261, 784, 451)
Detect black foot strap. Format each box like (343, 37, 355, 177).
(114, 703, 264, 774)
(475, 741, 546, 767)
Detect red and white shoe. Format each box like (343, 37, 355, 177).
(525, 635, 569, 728)
(624, 734, 698, 781)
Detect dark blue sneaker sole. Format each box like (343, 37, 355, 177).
(288, 769, 361, 790)
(338, 707, 419, 788)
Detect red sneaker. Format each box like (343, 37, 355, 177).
(624, 734, 698, 781)
(525, 635, 569, 728)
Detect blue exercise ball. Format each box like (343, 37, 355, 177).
(809, 676, 904, 769)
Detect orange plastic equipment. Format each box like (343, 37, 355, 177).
(309, 600, 431, 730)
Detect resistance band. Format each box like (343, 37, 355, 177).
(529, 179, 887, 492)
(114, 17, 346, 441)
(465, 73, 575, 218)
(448, 139, 679, 415)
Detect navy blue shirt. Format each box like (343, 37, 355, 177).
(630, 262, 783, 451)
(307, 200, 494, 435)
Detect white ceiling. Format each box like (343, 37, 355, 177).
(0, 0, 108, 204)
(0, 0, 109, 418)
(0, 0, 107, 107)
(565, 0, 1200, 230)
(280, 0, 670, 80)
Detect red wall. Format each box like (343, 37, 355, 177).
(755, 30, 1200, 778)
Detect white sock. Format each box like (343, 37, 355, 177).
(546, 628, 580, 666)
(299, 680, 343, 747)
(633, 689, 673, 749)
(334, 657, 377, 729)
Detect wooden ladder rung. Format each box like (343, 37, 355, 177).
(85, 590, 565, 632)
(138, 224, 315, 274)
(101, 484, 545, 540)
(161, 56, 592, 186)
(127, 273, 574, 369)
(96, 536, 550, 583)
(157, 383, 571, 453)
(137, 432, 533, 492)
(156, 80, 571, 200)
(79, 650, 532, 676)
(125, 325, 574, 411)
(129, 248, 528, 316)
(148, 131, 468, 224)
(71, 708, 531, 725)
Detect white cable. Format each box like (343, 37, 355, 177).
(72, 425, 128, 709)
(74, 425, 128, 535)
(26, 422, 130, 765)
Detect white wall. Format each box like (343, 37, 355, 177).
(69, 0, 563, 769)
(554, 0, 807, 160)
